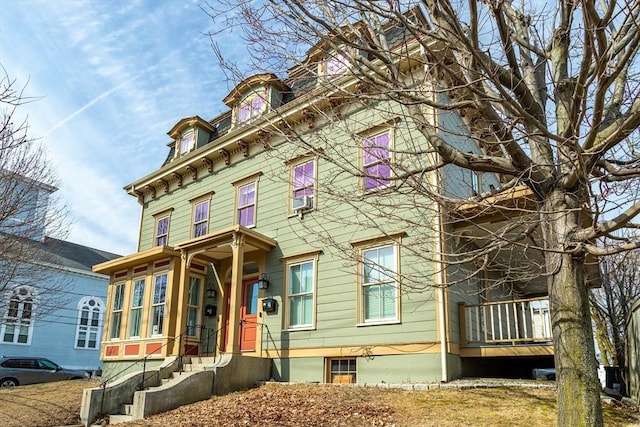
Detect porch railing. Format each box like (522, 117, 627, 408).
(459, 297, 552, 345)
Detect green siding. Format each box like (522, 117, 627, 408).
(271, 354, 443, 384)
(271, 357, 324, 383)
(358, 354, 442, 384)
(134, 96, 444, 382)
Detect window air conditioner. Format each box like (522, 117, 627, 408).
(291, 195, 314, 211)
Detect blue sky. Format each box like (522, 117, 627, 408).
(1, 0, 245, 256)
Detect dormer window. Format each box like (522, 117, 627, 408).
(325, 51, 349, 76)
(179, 131, 195, 156)
(224, 74, 289, 130)
(237, 91, 267, 124)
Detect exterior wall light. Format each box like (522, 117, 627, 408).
(257, 273, 270, 289)
(206, 285, 217, 299)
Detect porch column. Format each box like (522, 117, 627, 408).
(226, 232, 245, 353)
(172, 250, 190, 355)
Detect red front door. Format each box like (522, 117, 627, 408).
(240, 280, 259, 351)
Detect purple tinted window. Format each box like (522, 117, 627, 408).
(293, 160, 315, 199)
(238, 103, 251, 122)
(238, 206, 255, 227)
(155, 216, 169, 246)
(238, 182, 256, 227)
(363, 132, 391, 191)
(239, 183, 255, 206)
(193, 201, 209, 237)
(180, 133, 195, 154)
(327, 53, 348, 75)
(238, 95, 266, 123)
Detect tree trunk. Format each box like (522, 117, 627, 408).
(546, 190, 603, 426)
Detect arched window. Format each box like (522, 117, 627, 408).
(75, 296, 105, 349)
(1, 286, 35, 345)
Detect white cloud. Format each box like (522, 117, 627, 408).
(1, 0, 248, 255)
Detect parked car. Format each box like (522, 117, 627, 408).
(532, 368, 556, 380)
(0, 357, 89, 387)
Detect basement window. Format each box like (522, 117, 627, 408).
(327, 358, 357, 384)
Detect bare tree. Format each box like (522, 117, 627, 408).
(591, 249, 640, 394)
(0, 65, 71, 319)
(205, 1, 640, 425)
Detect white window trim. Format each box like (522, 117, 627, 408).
(355, 241, 401, 326)
(284, 255, 318, 331)
(1, 286, 36, 346)
(74, 296, 105, 350)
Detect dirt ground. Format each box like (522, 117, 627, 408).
(0, 379, 639, 426)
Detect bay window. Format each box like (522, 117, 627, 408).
(151, 273, 167, 336)
(129, 278, 145, 338)
(109, 283, 125, 340)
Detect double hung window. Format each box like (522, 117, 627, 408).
(129, 278, 145, 338)
(151, 273, 167, 336)
(290, 158, 316, 211)
(359, 243, 399, 323)
(236, 180, 258, 227)
(109, 283, 125, 340)
(155, 215, 169, 246)
(362, 130, 392, 192)
(193, 200, 209, 237)
(286, 259, 316, 329)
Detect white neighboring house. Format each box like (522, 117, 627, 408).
(0, 175, 120, 374)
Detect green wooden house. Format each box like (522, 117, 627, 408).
(93, 12, 555, 393)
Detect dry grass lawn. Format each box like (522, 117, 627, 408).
(0, 379, 638, 426)
(0, 378, 100, 426)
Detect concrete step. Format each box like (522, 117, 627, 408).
(192, 356, 217, 365)
(181, 363, 207, 372)
(109, 414, 134, 425)
(123, 404, 134, 415)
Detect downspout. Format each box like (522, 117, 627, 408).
(423, 60, 448, 382)
(435, 190, 448, 383)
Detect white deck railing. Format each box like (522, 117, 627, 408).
(459, 297, 552, 345)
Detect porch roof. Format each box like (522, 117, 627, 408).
(92, 246, 181, 275)
(174, 225, 277, 261)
